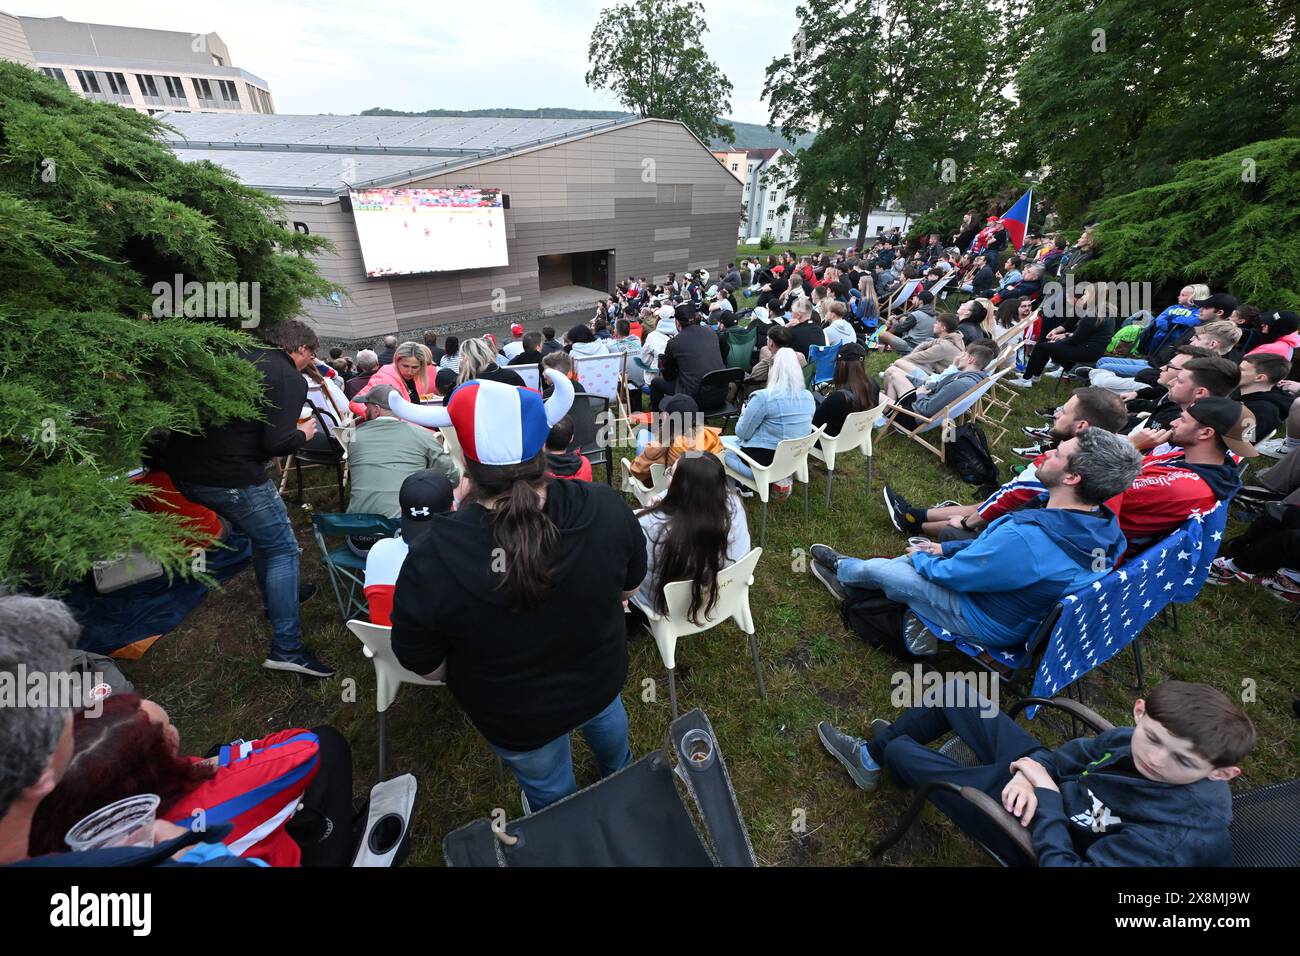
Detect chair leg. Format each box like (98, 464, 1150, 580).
(760, 499, 768, 548)
(667, 667, 679, 719)
(335, 462, 345, 510)
(748, 631, 766, 700)
(824, 469, 833, 508)
(1131, 636, 1145, 692)
(495, 754, 506, 787)
(872, 791, 930, 858)
(803, 475, 810, 520)
(294, 455, 304, 505)
(378, 708, 387, 781)
(866, 454, 873, 496)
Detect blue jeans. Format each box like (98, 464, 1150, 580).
(837, 555, 974, 638)
(174, 478, 303, 655)
(1097, 357, 1148, 376)
(489, 694, 633, 811)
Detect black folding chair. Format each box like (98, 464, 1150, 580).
(569, 393, 613, 485)
(697, 367, 744, 431)
(443, 709, 755, 867)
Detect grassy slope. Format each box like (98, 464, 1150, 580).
(130, 341, 1300, 868)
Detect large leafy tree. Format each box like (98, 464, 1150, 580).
(586, 0, 735, 144)
(1012, 0, 1300, 224)
(0, 62, 336, 590)
(1081, 138, 1300, 310)
(763, 0, 1019, 250)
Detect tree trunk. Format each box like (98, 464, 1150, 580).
(854, 180, 875, 250)
(822, 207, 834, 243)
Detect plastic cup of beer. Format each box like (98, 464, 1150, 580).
(64, 794, 161, 852)
(298, 404, 314, 423)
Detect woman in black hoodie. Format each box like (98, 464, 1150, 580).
(386, 371, 647, 812)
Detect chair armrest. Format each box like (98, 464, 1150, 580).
(629, 594, 662, 622)
(956, 785, 1038, 865)
(724, 444, 766, 473)
(1008, 697, 1115, 733)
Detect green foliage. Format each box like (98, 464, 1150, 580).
(586, 0, 735, 144)
(1081, 139, 1300, 309)
(906, 163, 1034, 245)
(759, 232, 776, 250)
(0, 62, 337, 590)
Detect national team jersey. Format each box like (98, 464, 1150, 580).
(1114, 450, 1220, 557)
(364, 536, 409, 626)
(978, 457, 1047, 521)
(164, 729, 320, 867)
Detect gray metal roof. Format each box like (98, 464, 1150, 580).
(157, 112, 635, 198)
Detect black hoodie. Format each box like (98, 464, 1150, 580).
(389, 478, 646, 751)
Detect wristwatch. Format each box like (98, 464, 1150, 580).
(960, 515, 973, 531)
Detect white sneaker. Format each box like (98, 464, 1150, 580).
(1008, 376, 1037, 388)
(1256, 438, 1291, 459)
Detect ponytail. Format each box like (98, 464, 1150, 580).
(465, 452, 558, 611)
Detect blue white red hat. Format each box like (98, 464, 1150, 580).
(387, 369, 574, 466)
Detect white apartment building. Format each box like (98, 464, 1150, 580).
(0, 11, 274, 116)
(739, 148, 799, 243)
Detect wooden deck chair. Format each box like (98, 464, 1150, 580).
(876, 370, 1010, 463)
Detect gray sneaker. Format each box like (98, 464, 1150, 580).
(811, 560, 848, 602)
(817, 721, 881, 791)
(810, 543, 845, 572)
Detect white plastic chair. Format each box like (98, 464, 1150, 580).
(346, 619, 445, 779)
(513, 364, 541, 390)
(809, 400, 890, 506)
(723, 427, 825, 546)
(631, 547, 764, 717)
(621, 457, 667, 507)
(439, 425, 468, 472)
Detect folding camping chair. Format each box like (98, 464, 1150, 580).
(697, 367, 744, 431)
(807, 342, 841, 394)
(725, 324, 759, 373)
(282, 406, 349, 509)
(512, 364, 541, 391)
(723, 427, 825, 547)
(570, 393, 614, 484)
(346, 619, 445, 780)
(631, 547, 764, 718)
(808, 399, 891, 506)
(311, 513, 399, 626)
(443, 709, 756, 867)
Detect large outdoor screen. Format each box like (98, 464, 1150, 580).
(349, 186, 508, 277)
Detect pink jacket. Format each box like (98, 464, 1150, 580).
(1248, 331, 1300, 362)
(348, 362, 438, 418)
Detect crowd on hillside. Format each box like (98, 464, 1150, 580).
(4, 217, 1298, 870)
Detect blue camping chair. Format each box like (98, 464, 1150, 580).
(807, 342, 841, 393)
(311, 513, 400, 625)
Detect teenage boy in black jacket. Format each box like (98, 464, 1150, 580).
(819, 680, 1255, 866)
(166, 320, 333, 677)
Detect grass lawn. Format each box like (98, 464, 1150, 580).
(736, 242, 844, 261)
(129, 345, 1300, 867)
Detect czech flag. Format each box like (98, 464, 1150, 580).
(998, 189, 1033, 251)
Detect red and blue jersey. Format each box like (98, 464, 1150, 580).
(163, 729, 321, 867)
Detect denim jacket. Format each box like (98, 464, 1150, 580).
(735, 387, 816, 451)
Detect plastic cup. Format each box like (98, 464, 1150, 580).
(64, 794, 161, 852)
(298, 404, 314, 423)
(907, 536, 931, 550)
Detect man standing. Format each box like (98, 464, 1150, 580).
(166, 320, 334, 678)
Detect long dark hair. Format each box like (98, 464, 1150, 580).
(637, 454, 732, 624)
(28, 694, 216, 856)
(833, 354, 878, 412)
(464, 451, 559, 612)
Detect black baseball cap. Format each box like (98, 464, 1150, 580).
(1192, 292, 1239, 313)
(1188, 397, 1259, 458)
(399, 470, 455, 542)
(836, 343, 868, 362)
(1261, 310, 1299, 334)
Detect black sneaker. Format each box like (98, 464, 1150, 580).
(811, 561, 848, 603)
(1012, 443, 1045, 460)
(1034, 406, 1056, 419)
(817, 721, 882, 791)
(810, 543, 845, 572)
(1237, 485, 1283, 504)
(882, 485, 917, 533)
(263, 647, 336, 678)
(1021, 425, 1053, 442)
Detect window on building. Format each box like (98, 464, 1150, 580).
(75, 70, 100, 94)
(769, 190, 778, 202)
(136, 73, 159, 97)
(105, 72, 128, 95)
(767, 211, 774, 221)
(40, 67, 67, 84)
(217, 80, 240, 104)
(730, 163, 738, 171)
(192, 77, 214, 101)
(163, 75, 186, 99)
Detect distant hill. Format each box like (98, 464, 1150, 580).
(359, 107, 813, 152)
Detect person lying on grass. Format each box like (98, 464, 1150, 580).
(817, 679, 1255, 867)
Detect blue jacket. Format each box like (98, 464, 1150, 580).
(915, 506, 1126, 647)
(1138, 304, 1199, 357)
(1029, 727, 1234, 867)
(734, 387, 815, 451)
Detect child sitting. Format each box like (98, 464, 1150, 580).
(545, 416, 592, 481)
(818, 679, 1255, 866)
(628, 394, 724, 489)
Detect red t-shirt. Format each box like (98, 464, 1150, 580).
(132, 469, 222, 543)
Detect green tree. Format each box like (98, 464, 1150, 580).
(763, 0, 1020, 250)
(1081, 138, 1300, 310)
(0, 62, 336, 590)
(1012, 0, 1300, 224)
(586, 0, 735, 144)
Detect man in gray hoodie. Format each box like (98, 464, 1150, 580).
(891, 340, 997, 430)
(879, 289, 938, 355)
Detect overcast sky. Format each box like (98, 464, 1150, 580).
(15, 0, 800, 124)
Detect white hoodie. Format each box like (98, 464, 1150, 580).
(641, 315, 679, 373)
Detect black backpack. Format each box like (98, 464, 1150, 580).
(944, 422, 999, 497)
(839, 588, 936, 660)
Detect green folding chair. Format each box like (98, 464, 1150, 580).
(725, 325, 758, 373)
(311, 513, 400, 625)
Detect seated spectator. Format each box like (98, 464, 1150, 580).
(881, 313, 966, 401)
(994, 255, 1022, 294)
(1011, 282, 1116, 386)
(539, 326, 564, 356)
(438, 336, 462, 373)
(566, 324, 608, 358)
(348, 384, 460, 518)
(630, 453, 751, 632)
(507, 330, 545, 371)
(960, 254, 995, 296)
(640, 307, 679, 377)
(882, 388, 1128, 540)
(877, 289, 937, 355)
(545, 416, 592, 481)
(345, 349, 381, 400)
(1211, 504, 1300, 601)
(364, 470, 455, 629)
(816, 679, 1254, 866)
(1127, 355, 1241, 435)
(990, 262, 1047, 306)
(500, 324, 527, 360)
(649, 304, 725, 412)
(813, 344, 878, 437)
(604, 318, 645, 397)
(457, 337, 525, 389)
(722, 348, 815, 497)
(387, 371, 646, 813)
(1233, 354, 1293, 438)
(786, 297, 827, 357)
(1090, 320, 1238, 395)
(628, 394, 724, 489)
(821, 300, 858, 348)
(957, 298, 997, 344)
(349, 340, 439, 417)
(1111, 345, 1212, 430)
(744, 324, 807, 396)
(888, 340, 996, 431)
(1246, 309, 1300, 362)
(422, 330, 445, 366)
(810, 428, 1141, 648)
(28, 692, 353, 867)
